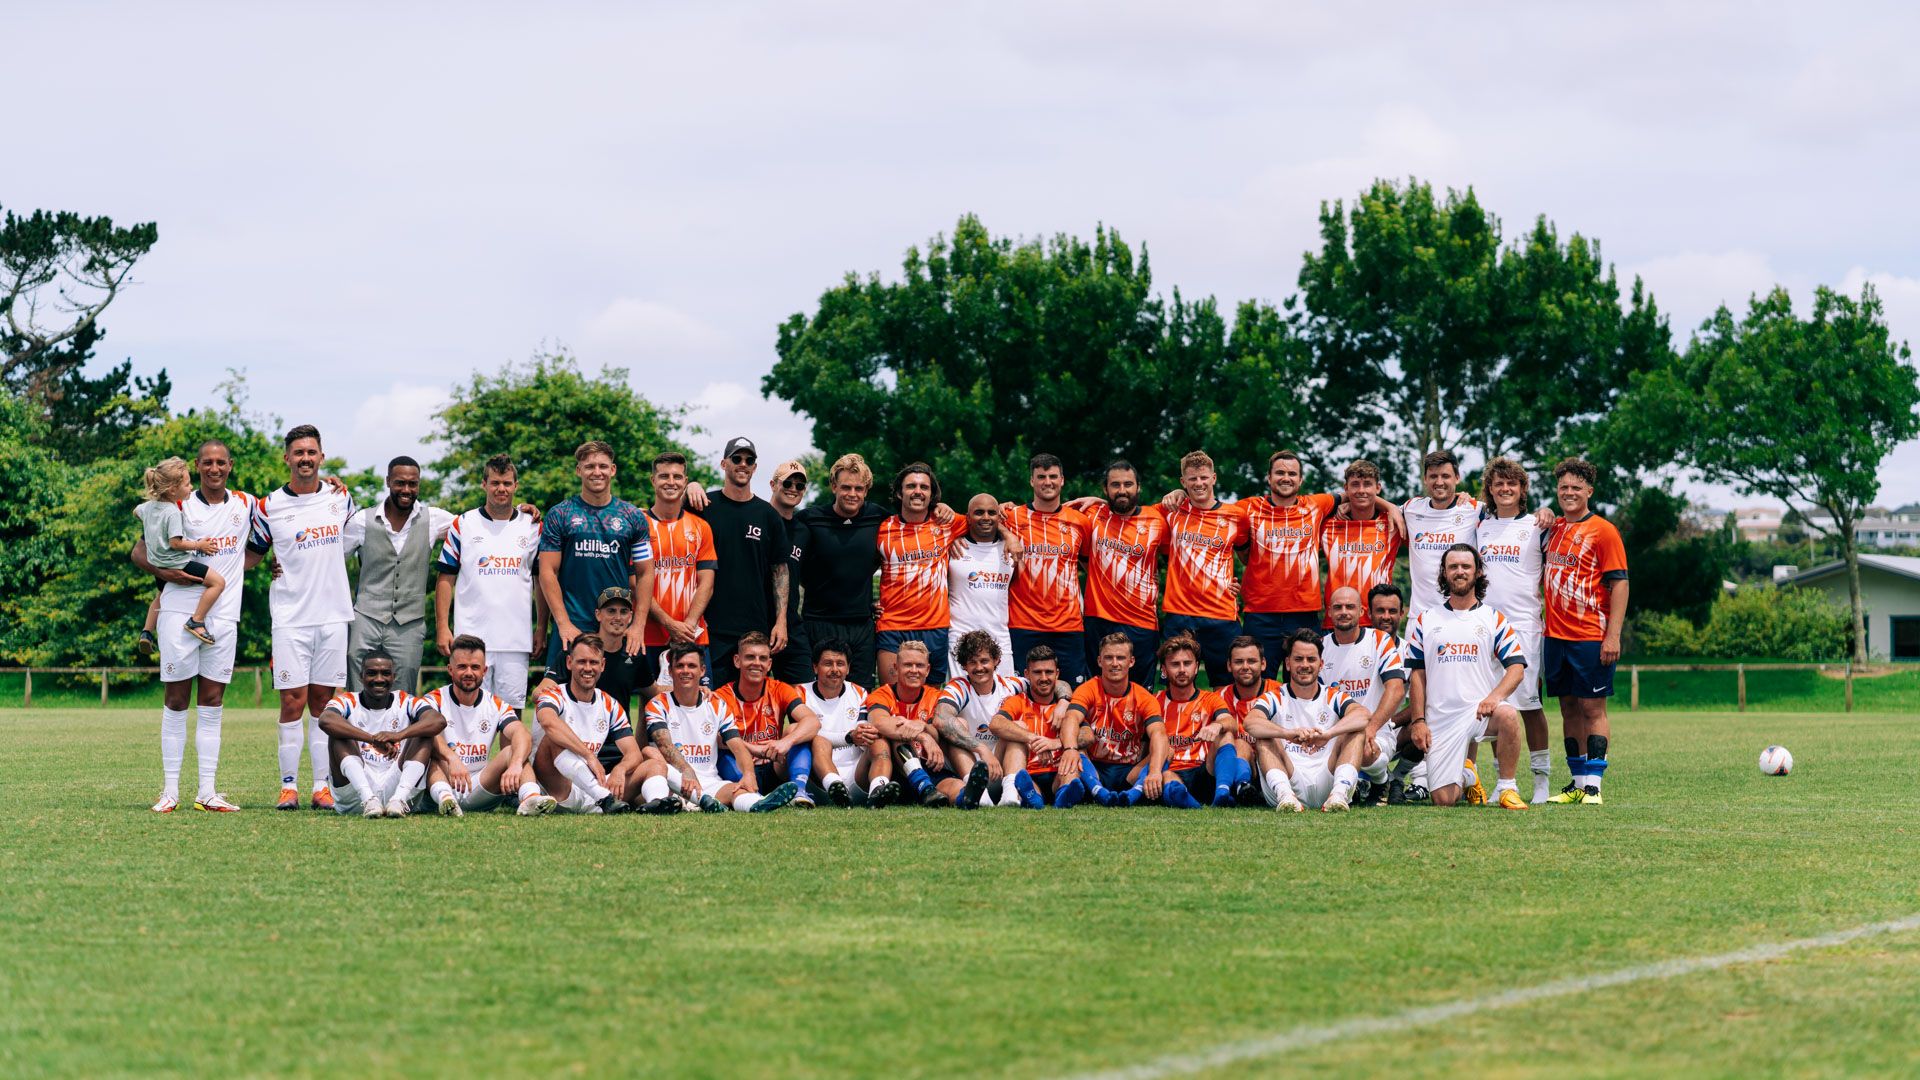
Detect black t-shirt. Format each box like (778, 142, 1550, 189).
(790, 501, 893, 622)
(697, 488, 789, 639)
(777, 513, 804, 624)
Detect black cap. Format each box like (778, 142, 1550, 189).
(723, 437, 757, 460)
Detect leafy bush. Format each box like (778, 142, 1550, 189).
(1699, 586, 1849, 661)
(1632, 611, 1703, 657)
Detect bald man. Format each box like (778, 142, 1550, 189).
(947, 494, 1019, 676)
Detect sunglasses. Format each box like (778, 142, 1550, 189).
(780, 477, 808, 491)
(729, 454, 757, 465)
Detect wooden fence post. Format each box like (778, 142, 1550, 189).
(1845, 662, 1854, 713)
(100, 670, 109, 706)
(254, 669, 263, 707)
(22, 669, 31, 708)
(1736, 664, 1746, 713)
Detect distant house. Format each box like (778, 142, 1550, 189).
(1790, 554, 1920, 661)
(1734, 506, 1784, 542)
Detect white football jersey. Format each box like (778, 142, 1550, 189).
(947, 539, 1013, 638)
(534, 685, 632, 757)
(324, 690, 429, 766)
(804, 680, 868, 748)
(1403, 494, 1480, 619)
(1477, 510, 1546, 632)
(1405, 602, 1525, 723)
(644, 689, 742, 778)
(423, 685, 517, 770)
(1254, 684, 1359, 767)
(159, 489, 256, 624)
(250, 486, 360, 628)
(937, 674, 1027, 743)
(1320, 628, 1407, 712)
(436, 508, 540, 653)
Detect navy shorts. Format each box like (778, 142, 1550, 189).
(1082, 616, 1159, 688)
(876, 627, 951, 683)
(1093, 761, 1138, 790)
(1174, 766, 1213, 793)
(1010, 628, 1088, 684)
(1544, 637, 1614, 699)
(1160, 613, 1241, 687)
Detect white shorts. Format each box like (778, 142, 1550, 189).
(458, 783, 509, 812)
(483, 651, 531, 709)
(948, 627, 1015, 678)
(830, 743, 865, 780)
(332, 764, 400, 814)
(157, 612, 238, 685)
(1424, 711, 1491, 792)
(272, 623, 349, 690)
(1272, 759, 1334, 809)
(666, 765, 728, 799)
(1510, 628, 1544, 711)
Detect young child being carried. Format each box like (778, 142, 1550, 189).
(136, 457, 228, 652)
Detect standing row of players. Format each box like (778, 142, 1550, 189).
(134, 425, 1625, 814)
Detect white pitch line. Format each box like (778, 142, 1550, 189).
(1062, 912, 1920, 1080)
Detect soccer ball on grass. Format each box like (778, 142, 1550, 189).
(1758, 745, 1793, 776)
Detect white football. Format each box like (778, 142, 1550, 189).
(1759, 745, 1793, 776)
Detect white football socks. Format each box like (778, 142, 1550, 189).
(1360, 754, 1391, 783)
(430, 781, 455, 805)
(640, 775, 671, 802)
(307, 717, 332, 791)
(732, 792, 762, 811)
(517, 781, 541, 801)
(160, 708, 189, 799)
(821, 771, 845, 792)
(1332, 763, 1359, 794)
(1495, 778, 1518, 795)
(1529, 750, 1551, 802)
(195, 705, 222, 800)
(338, 755, 373, 803)
(277, 720, 302, 787)
(868, 775, 889, 795)
(553, 750, 610, 803)
(392, 760, 426, 804)
(1264, 768, 1294, 804)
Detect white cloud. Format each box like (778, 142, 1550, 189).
(581, 298, 733, 366)
(683, 380, 816, 485)
(1836, 268, 1920, 352)
(344, 382, 449, 476)
(1622, 250, 1785, 339)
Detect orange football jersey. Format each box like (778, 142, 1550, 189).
(1001, 504, 1088, 633)
(1068, 679, 1163, 765)
(1544, 514, 1629, 642)
(715, 678, 804, 744)
(1241, 493, 1336, 614)
(876, 515, 967, 631)
(1321, 515, 1400, 627)
(643, 510, 718, 647)
(1081, 503, 1167, 629)
(1156, 687, 1229, 771)
(1163, 501, 1248, 621)
(861, 681, 939, 725)
(1219, 677, 1282, 735)
(997, 690, 1066, 775)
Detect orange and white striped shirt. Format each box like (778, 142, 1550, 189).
(1321, 515, 1400, 627)
(1081, 503, 1166, 630)
(1241, 493, 1336, 615)
(715, 678, 806, 744)
(643, 509, 718, 647)
(876, 515, 968, 632)
(1544, 514, 1629, 642)
(1163, 501, 1248, 622)
(1001, 504, 1089, 633)
(1157, 687, 1230, 772)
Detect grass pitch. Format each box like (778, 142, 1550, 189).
(2, 707, 1917, 1079)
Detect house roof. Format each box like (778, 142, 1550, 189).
(1791, 554, 1920, 587)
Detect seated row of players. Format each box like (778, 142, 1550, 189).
(321, 538, 1532, 816)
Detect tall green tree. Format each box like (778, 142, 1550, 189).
(766, 214, 1320, 499)
(1297, 179, 1671, 493)
(1610, 285, 1920, 662)
(2, 204, 165, 461)
(430, 348, 712, 511)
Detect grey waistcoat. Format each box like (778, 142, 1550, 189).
(354, 508, 433, 625)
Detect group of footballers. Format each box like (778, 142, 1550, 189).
(134, 425, 1630, 819)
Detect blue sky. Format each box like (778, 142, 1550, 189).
(14, 2, 1920, 510)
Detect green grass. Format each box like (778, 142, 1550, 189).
(3, 707, 1918, 1078)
